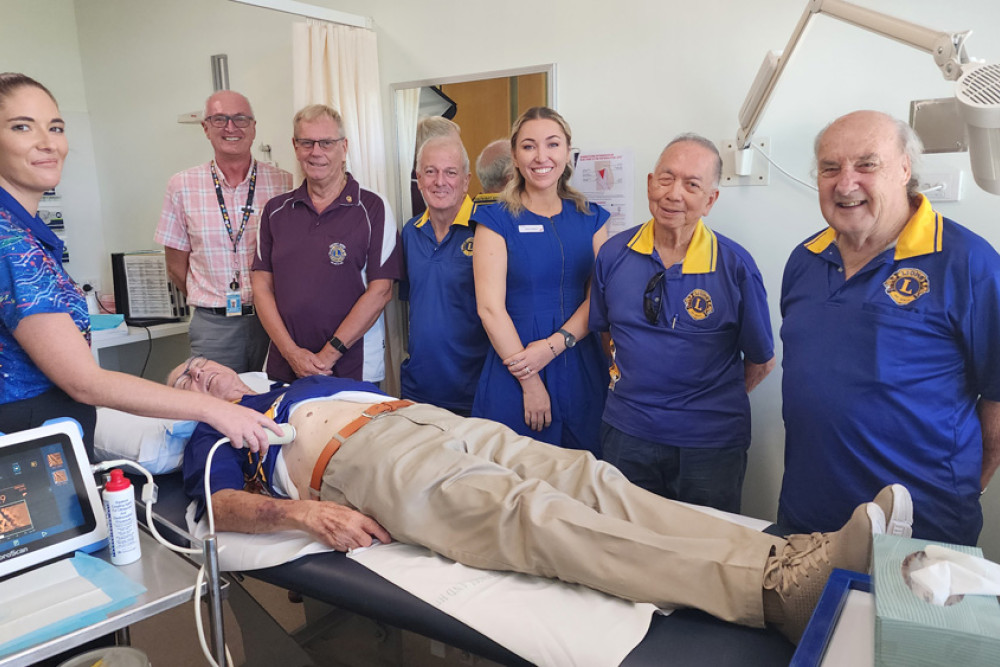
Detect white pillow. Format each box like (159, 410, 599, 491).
(93, 372, 276, 473)
(93, 408, 192, 473)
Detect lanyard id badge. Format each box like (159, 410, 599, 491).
(225, 290, 242, 317)
(212, 160, 257, 317)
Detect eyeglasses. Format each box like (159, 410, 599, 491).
(172, 356, 208, 389)
(643, 271, 666, 325)
(293, 137, 346, 151)
(205, 114, 255, 128)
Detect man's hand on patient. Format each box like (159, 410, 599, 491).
(299, 501, 392, 552)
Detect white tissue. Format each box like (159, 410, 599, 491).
(908, 545, 1000, 605)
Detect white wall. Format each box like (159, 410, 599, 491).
(0, 0, 107, 289)
(6, 0, 1000, 556)
(72, 0, 304, 269)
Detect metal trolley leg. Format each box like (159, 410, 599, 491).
(203, 535, 227, 666)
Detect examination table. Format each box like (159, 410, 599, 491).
(144, 472, 795, 666)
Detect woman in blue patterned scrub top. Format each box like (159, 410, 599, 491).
(0, 72, 279, 458)
(472, 107, 609, 454)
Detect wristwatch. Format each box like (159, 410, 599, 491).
(557, 328, 576, 349)
(328, 335, 349, 354)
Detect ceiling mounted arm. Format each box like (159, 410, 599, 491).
(818, 0, 970, 78)
(736, 0, 972, 150)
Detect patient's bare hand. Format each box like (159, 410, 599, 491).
(301, 502, 392, 551)
(287, 347, 333, 378)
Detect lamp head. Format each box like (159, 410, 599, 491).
(956, 63, 1000, 195)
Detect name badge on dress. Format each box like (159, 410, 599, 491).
(518, 224, 545, 233)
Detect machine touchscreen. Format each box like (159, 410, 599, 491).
(0, 421, 108, 578)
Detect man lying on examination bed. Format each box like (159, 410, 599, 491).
(175, 357, 913, 644)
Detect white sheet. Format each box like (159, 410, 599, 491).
(186, 500, 772, 666)
(349, 542, 659, 667)
(185, 501, 335, 571)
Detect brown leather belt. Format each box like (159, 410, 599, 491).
(308, 400, 413, 498)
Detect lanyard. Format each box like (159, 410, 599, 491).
(210, 160, 258, 254)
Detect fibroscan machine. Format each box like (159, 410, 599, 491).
(0, 421, 107, 580)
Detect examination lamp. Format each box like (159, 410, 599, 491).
(734, 0, 1000, 195)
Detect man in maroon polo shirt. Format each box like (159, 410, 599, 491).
(252, 104, 402, 384)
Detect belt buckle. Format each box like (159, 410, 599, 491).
(362, 403, 394, 419)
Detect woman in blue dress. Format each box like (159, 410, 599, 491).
(0, 72, 278, 457)
(472, 107, 609, 454)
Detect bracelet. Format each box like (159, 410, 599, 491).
(547, 340, 558, 359)
(328, 335, 349, 354)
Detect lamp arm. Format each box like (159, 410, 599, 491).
(737, 0, 972, 149)
(820, 0, 969, 77)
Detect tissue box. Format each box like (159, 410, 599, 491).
(874, 534, 1000, 666)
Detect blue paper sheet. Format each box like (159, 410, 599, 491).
(0, 552, 147, 657)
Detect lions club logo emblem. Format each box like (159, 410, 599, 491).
(883, 268, 929, 306)
(461, 238, 474, 257)
(328, 243, 347, 265)
(684, 289, 713, 321)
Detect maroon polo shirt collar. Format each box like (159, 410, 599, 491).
(291, 172, 362, 214)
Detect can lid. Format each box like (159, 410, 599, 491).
(58, 646, 149, 667)
(105, 468, 132, 492)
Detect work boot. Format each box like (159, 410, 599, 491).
(872, 484, 913, 537)
(762, 502, 886, 644)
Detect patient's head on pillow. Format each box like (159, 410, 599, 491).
(98, 371, 274, 473)
(168, 356, 254, 401)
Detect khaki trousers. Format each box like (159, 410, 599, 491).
(319, 403, 784, 627)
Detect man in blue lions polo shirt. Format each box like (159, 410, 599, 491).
(779, 110, 1000, 545)
(590, 134, 775, 513)
(399, 136, 489, 415)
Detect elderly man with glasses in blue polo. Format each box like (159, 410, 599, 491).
(589, 134, 775, 513)
(156, 90, 292, 373)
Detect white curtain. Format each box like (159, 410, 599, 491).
(291, 19, 404, 395)
(395, 88, 421, 222)
(292, 19, 388, 194)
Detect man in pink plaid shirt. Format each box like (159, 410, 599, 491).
(155, 90, 292, 372)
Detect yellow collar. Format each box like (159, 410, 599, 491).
(804, 195, 942, 260)
(415, 195, 474, 229)
(626, 218, 718, 274)
(473, 192, 501, 203)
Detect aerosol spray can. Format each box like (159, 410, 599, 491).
(103, 469, 141, 565)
